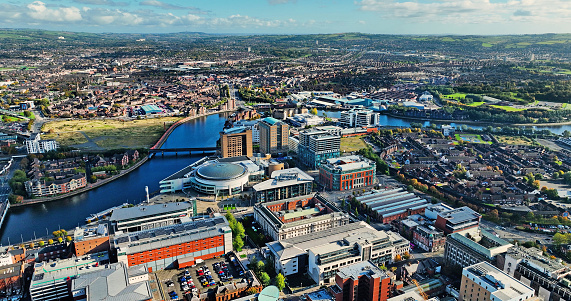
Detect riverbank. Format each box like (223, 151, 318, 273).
(384, 112, 571, 128)
(12, 156, 149, 207)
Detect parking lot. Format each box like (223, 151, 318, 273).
(155, 255, 247, 300)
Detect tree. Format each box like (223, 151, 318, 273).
(28, 242, 34, 248)
(553, 232, 569, 245)
(233, 235, 244, 251)
(245, 287, 258, 295)
(276, 273, 285, 291)
(354, 207, 359, 217)
(66, 236, 72, 242)
(309, 108, 318, 115)
(259, 272, 271, 286)
(379, 264, 387, 270)
(38, 241, 44, 247)
(366, 216, 371, 224)
(48, 239, 54, 245)
(395, 254, 402, 261)
(57, 237, 63, 243)
(255, 260, 265, 273)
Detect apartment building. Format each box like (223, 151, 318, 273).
(331, 261, 391, 301)
(340, 109, 380, 128)
(25, 133, 59, 154)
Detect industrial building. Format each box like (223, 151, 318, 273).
(109, 202, 194, 233)
(253, 168, 314, 203)
(434, 206, 481, 236)
(253, 193, 350, 240)
(220, 127, 253, 158)
(331, 260, 391, 301)
(444, 228, 512, 268)
(266, 222, 409, 285)
(113, 215, 232, 272)
(319, 155, 376, 191)
(355, 189, 428, 223)
(460, 262, 535, 301)
(259, 117, 290, 155)
(298, 129, 341, 169)
(339, 108, 380, 128)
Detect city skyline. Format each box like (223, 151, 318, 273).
(0, 0, 570, 35)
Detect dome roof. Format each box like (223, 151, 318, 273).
(196, 162, 247, 180)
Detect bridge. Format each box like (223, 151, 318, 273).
(149, 147, 217, 155)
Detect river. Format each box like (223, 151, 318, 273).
(0, 112, 229, 245)
(2, 110, 571, 244)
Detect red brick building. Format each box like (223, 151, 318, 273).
(434, 206, 481, 235)
(331, 261, 391, 301)
(319, 155, 375, 191)
(0, 263, 23, 292)
(113, 216, 232, 272)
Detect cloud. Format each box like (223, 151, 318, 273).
(356, 0, 571, 24)
(72, 0, 128, 7)
(27, 1, 82, 22)
(0, 1, 298, 30)
(139, 0, 194, 10)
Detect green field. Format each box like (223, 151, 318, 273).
(466, 101, 485, 107)
(455, 134, 493, 144)
(482, 43, 493, 47)
(489, 105, 526, 112)
(441, 93, 468, 100)
(341, 136, 368, 153)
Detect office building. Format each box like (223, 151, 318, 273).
(298, 129, 341, 169)
(266, 222, 409, 285)
(319, 155, 376, 191)
(435, 206, 481, 236)
(259, 117, 289, 155)
(253, 194, 350, 240)
(331, 261, 391, 301)
(29, 253, 110, 301)
(503, 246, 571, 301)
(355, 188, 428, 223)
(253, 168, 314, 203)
(460, 262, 535, 301)
(444, 228, 512, 268)
(113, 215, 232, 272)
(109, 202, 193, 233)
(220, 127, 253, 158)
(340, 109, 380, 128)
(25, 133, 59, 154)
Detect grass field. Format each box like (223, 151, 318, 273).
(466, 101, 485, 107)
(489, 105, 526, 112)
(441, 93, 468, 100)
(495, 135, 535, 146)
(341, 136, 367, 153)
(482, 42, 493, 47)
(455, 134, 493, 144)
(42, 117, 181, 149)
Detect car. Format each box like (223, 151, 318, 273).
(180, 276, 186, 282)
(184, 270, 190, 276)
(166, 281, 174, 287)
(209, 281, 216, 286)
(238, 270, 244, 276)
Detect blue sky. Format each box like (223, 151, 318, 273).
(1, 0, 570, 34)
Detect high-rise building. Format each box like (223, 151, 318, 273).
(298, 129, 340, 169)
(25, 133, 59, 154)
(460, 262, 535, 301)
(259, 117, 289, 155)
(220, 127, 253, 158)
(331, 261, 392, 301)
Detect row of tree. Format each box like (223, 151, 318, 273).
(225, 212, 245, 251)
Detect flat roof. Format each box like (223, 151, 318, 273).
(464, 262, 534, 301)
(449, 229, 512, 259)
(253, 168, 314, 191)
(110, 202, 192, 222)
(438, 206, 481, 225)
(337, 260, 388, 281)
(113, 216, 229, 255)
(283, 208, 320, 220)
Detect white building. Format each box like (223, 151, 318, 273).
(288, 136, 299, 154)
(442, 125, 456, 136)
(234, 120, 260, 143)
(460, 262, 535, 301)
(25, 133, 59, 154)
(340, 109, 379, 128)
(419, 92, 434, 102)
(288, 113, 324, 127)
(266, 222, 409, 285)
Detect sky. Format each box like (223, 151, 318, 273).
(0, 0, 570, 35)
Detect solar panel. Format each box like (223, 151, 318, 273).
(138, 232, 152, 239)
(115, 236, 129, 244)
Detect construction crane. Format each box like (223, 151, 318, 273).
(411, 279, 429, 300)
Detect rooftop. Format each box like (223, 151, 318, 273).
(196, 162, 247, 180)
(253, 168, 313, 192)
(464, 262, 534, 301)
(306, 289, 335, 301)
(448, 228, 512, 259)
(507, 246, 570, 278)
(262, 117, 281, 126)
(110, 202, 192, 223)
(438, 206, 481, 225)
(337, 260, 388, 281)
